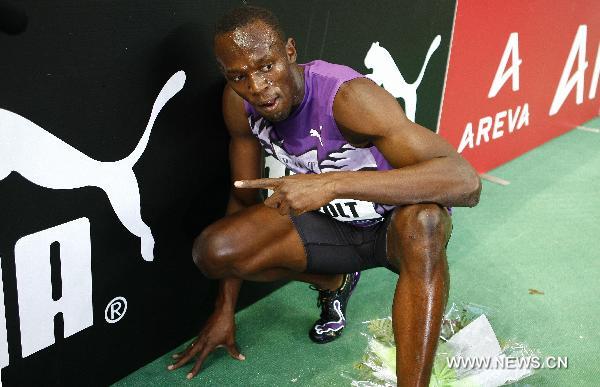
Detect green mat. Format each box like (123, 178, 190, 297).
(116, 117, 600, 386)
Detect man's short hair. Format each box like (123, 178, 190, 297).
(215, 5, 286, 42)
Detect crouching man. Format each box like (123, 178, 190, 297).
(169, 6, 481, 386)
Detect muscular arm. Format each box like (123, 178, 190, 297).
(224, 87, 263, 211)
(216, 85, 263, 312)
(170, 86, 259, 378)
(328, 77, 481, 208)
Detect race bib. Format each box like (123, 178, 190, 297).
(263, 154, 383, 223)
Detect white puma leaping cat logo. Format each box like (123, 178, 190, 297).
(0, 71, 186, 262)
(309, 126, 324, 147)
(364, 36, 441, 122)
(314, 300, 345, 335)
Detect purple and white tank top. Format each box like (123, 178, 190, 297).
(244, 60, 395, 226)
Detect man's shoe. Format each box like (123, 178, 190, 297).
(309, 272, 361, 344)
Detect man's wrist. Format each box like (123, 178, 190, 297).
(214, 302, 236, 316)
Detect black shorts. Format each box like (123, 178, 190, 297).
(290, 211, 398, 275)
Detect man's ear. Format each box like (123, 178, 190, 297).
(285, 37, 297, 63)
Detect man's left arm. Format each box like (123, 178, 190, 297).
(327, 77, 481, 208)
(236, 78, 481, 213)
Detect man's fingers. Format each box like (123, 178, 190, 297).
(226, 344, 245, 361)
(172, 343, 192, 359)
(168, 342, 200, 371)
(168, 352, 193, 370)
(277, 201, 291, 216)
(170, 341, 243, 379)
(187, 347, 213, 379)
(234, 178, 280, 189)
(171, 340, 196, 360)
(264, 192, 282, 209)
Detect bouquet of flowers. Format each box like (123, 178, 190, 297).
(349, 303, 539, 387)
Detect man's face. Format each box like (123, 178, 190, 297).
(214, 21, 302, 122)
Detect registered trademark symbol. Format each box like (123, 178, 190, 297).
(105, 296, 127, 323)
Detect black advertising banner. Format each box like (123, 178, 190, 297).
(0, 1, 455, 385)
(267, 0, 455, 129)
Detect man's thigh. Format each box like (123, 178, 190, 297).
(201, 203, 308, 273)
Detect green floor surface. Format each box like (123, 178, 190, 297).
(116, 117, 600, 386)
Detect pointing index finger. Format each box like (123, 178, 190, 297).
(234, 178, 281, 189)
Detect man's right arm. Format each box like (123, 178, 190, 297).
(214, 84, 262, 318)
(169, 86, 262, 379)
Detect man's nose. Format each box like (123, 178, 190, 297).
(248, 73, 269, 94)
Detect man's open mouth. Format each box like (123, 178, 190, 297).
(258, 97, 279, 111)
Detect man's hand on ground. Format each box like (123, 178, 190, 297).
(235, 174, 336, 216)
(168, 309, 245, 379)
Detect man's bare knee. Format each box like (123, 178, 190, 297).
(414, 204, 448, 238)
(392, 204, 448, 241)
(192, 224, 234, 279)
(387, 204, 450, 273)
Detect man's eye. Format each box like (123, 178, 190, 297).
(261, 64, 273, 72)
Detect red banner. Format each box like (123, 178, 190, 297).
(438, 0, 600, 172)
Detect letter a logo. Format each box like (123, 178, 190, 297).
(549, 25, 589, 116)
(488, 33, 522, 98)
